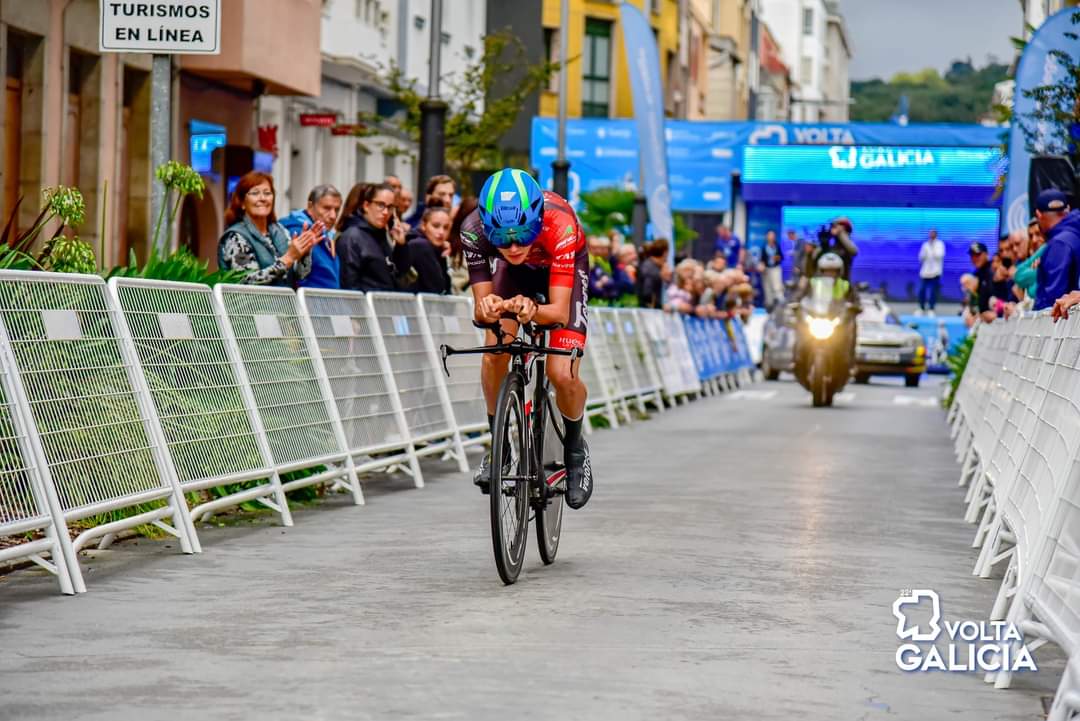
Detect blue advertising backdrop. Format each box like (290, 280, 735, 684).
(780, 206, 1001, 302)
(531, 117, 1001, 212)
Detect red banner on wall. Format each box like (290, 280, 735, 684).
(299, 113, 337, 127)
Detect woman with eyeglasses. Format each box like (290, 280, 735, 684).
(336, 182, 412, 292)
(218, 171, 320, 286)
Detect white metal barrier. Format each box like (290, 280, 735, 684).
(111, 278, 294, 526)
(971, 316, 1047, 564)
(0, 286, 752, 596)
(617, 308, 665, 412)
(0, 271, 199, 591)
(0, 358, 78, 594)
(576, 310, 623, 430)
(215, 285, 363, 503)
(415, 294, 490, 451)
(298, 288, 423, 487)
(365, 292, 468, 470)
(593, 307, 649, 416)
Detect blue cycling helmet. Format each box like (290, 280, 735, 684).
(478, 168, 545, 247)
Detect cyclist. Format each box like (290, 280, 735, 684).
(459, 168, 594, 510)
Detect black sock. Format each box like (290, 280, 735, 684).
(562, 414, 583, 448)
(488, 414, 495, 436)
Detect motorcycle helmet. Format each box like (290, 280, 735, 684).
(816, 252, 844, 277)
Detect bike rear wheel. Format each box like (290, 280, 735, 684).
(535, 389, 565, 565)
(491, 372, 530, 584)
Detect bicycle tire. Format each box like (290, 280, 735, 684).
(490, 371, 530, 585)
(535, 387, 564, 565)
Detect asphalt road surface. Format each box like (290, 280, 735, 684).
(0, 375, 1061, 720)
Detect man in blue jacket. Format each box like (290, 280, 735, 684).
(280, 184, 343, 289)
(1034, 188, 1080, 311)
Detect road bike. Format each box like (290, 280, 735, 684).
(441, 313, 581, 584)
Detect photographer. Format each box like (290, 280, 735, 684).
(815, 217, 858, 280)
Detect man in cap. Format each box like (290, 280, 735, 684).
(968, 241, 995, 322)
(1033, 188, 1080, 311)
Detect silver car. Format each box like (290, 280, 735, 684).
(853, 294, 926, 387)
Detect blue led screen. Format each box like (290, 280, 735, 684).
(780, 206, 1001, 302)
(743, 145, 1001, 186)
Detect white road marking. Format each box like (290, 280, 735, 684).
(893, 395, 939, 408)
(725, 390, 778, 401)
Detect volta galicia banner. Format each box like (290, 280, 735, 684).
(1003, 7, 1080, 233)
(531, 118, 1001, 213)
(619, 3, 674, 243)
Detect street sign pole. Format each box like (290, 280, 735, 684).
(100, 0, 220, 255)
(552, 0, 570, 198)
(150, 54, 171, 254)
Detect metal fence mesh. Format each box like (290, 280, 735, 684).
(1028, 312, 1080, 652)
(216, 286, 342, 466)
(366, 293, 453, 443)
(299, 289, 409, 454)
(417, 295, 487, 432)
(0, 364, 47, 532)
(0, 274, 169, 517)
(112, 280, 268, 485)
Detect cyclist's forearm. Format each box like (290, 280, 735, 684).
(532, 304, 568, 326)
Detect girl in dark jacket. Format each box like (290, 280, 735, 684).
(406, 206, 453, 294)
(336, 183, 412, 292)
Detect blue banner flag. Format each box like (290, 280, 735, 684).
(1004, 7, 1080, 233)
(619, 2, 674, 243)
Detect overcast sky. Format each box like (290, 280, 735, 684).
(841, 0, 1022, 80)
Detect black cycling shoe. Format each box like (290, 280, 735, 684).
(473, 448, 512, 495)
(473, 453, 493, 495)
(564, 438, 593, 510)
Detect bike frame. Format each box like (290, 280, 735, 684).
(441, 319, 579, 504)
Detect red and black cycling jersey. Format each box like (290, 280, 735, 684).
(460, 191, 589, 351)
(460, 191, 586, 289)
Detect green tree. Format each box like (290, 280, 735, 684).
(370, 30, 558, 194)
(578, 187, 698, 254)
(1014, 10, 1080, 169)
(851, 59, 1009, 123)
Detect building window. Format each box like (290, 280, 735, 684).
(802, 7, 814, 35)
(543, 28, 560, 91)
(582, 18, 612, 117)
(801, 56, 813, 85)
(464, 44, 475, 59)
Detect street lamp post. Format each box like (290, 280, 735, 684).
(418, 0, 447, 195)
(552, 0, 570, 198)
(150, 54, 172, 254)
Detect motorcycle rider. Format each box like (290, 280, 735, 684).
(793, 251, 860, 387)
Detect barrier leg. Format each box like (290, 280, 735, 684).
(958, 445, 976, 488)
(963, 470, 989, 523)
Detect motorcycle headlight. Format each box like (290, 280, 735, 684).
(807, 317, 839, 340)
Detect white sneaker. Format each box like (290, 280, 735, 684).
(914, 309, 924, 317)
(928, 309, 936, 317)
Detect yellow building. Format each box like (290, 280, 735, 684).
(538, 0, 681, 119)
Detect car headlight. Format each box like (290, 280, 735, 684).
(807, 317, 839, 340)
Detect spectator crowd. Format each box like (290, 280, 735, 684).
(214, 170, 1080, 332)
(215, 169, 803, 322)
(959, 188, 1080, 326)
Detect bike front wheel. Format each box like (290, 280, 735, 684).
(491, 372, 530, 584)
(536, 389, 564, 565)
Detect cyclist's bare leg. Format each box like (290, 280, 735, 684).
(545, 354, 586, 419)
(480, 319, 519, 414)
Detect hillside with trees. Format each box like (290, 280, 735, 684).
(850, 59, 1010, 123)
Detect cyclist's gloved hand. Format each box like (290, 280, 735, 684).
(477, 294, 504, 323)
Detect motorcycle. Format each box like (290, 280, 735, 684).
(792, 274, 857, 407)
